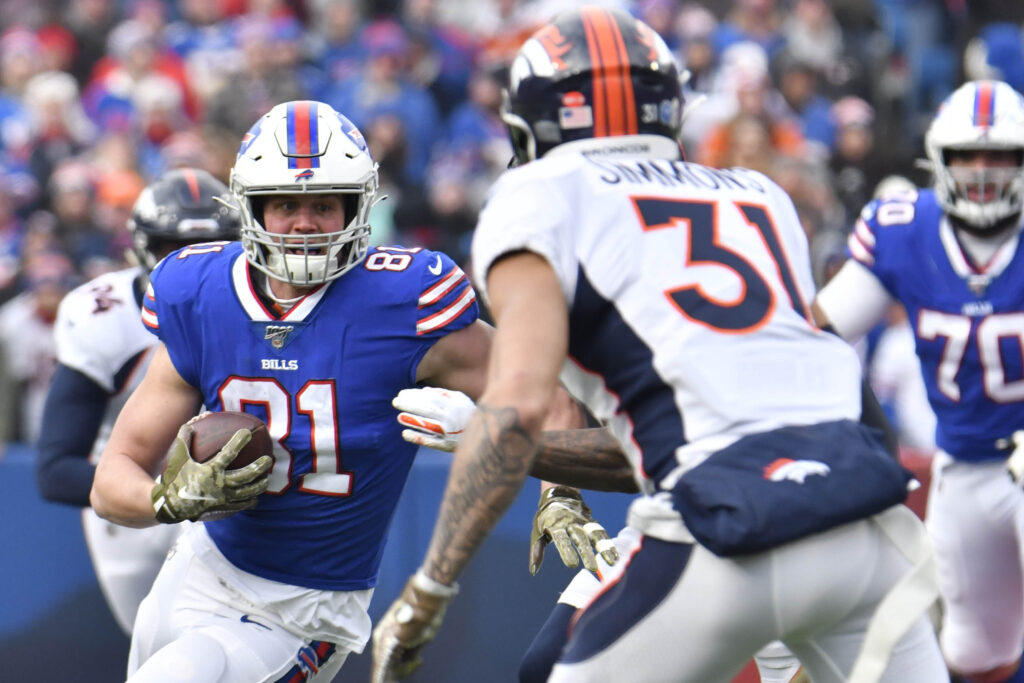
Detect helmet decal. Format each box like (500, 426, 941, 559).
(239, 119, 263, 157)
(535, 24, 572, 72)
(336, 112, 368, 153)
(285, 101, 320, 169)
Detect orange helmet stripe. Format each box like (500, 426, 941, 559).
(181, 168, 201, 202)
(581, 7, 638, 137)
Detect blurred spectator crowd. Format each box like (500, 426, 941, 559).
(0, 0, 1021, 447)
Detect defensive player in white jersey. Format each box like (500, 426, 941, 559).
(814, 79, 1024, 683)
(372, 7, 948, 683)
(88, 100, 500, 683)
(36, 168, 242, 634)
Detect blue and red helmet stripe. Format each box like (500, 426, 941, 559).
(974, 81, 995, 128)
(286, 101, 320, 169)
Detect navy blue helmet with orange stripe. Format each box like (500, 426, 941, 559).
(129, 168, 241, 272)
(502, 6, 684, 165)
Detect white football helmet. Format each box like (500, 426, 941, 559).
(924, 80, 1024, 231)
(230, 100, 381, 286)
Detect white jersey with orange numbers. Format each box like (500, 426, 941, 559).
(472, 139, 863, 489)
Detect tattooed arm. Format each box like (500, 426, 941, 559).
(424, 251, 568, 583)
(531, 428, 638, 493)
(372, 252, 597, 680)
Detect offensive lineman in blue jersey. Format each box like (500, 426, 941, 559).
(89, 101, 493, 682)
(814, 79, 1024, 683)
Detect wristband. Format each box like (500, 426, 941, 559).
(413, 569, 459, 599)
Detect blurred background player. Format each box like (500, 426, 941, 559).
(35, 167, 241, 634)
(814, 79, 1024, 683)
(89, 100, 493, 682)
(372, 8, 946, 683)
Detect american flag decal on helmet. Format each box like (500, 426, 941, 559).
(286, 101, 320, 169)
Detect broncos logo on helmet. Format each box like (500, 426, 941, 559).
(501, 6, 684, 165)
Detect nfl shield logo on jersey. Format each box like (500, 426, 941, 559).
(265, 324, 294, 349)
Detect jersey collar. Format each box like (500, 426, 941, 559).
(543, 135, 683, 162)
(231, 253, 328, 322)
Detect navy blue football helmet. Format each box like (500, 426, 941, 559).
(502, 6, 685, 165)
(129, 168, 241, 271)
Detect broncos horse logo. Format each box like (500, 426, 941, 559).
(763, 458, 831, 484)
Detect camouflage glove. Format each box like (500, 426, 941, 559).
(529, 485, 618, 575)
(1002, 430, 1024, 484)
(151, 422, 272, 523)
(392, 387, 476, 453)
(371, 571, 458, 683)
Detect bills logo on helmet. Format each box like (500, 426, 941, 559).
(763, 458, 831, 484)
(238, 120, 263, 157)
(295, 169, 314, 181)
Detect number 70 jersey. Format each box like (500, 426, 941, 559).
(471, 153, 862, 486)
(849, 189, 1024, 462)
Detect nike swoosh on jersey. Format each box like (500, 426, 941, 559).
(428, 255, 443, 275)
(240, 614, 271, 630)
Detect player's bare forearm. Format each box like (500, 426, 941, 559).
(531, 428, 638, 493)
(423, 403, 536, 584)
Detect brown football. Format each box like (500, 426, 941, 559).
(187, 411, 273, 469)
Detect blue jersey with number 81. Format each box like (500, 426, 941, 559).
(143, 241, 478, 590)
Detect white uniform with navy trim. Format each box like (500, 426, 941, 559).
(53, 267, 181, 634)
(472, 138, 947, 683)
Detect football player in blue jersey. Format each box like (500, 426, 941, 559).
(89, 101, 496, 682)
(813, 79, 1024, 683)
(372, 7, 946, 683)
(36, 168, 241, 636)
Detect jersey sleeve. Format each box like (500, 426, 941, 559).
(141, 251, 203, 387)
(845, 195, 913, 295)
(471, 165, 576, 305)
(413, 249, 479, 339)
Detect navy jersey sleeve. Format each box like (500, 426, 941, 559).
(35, 364, 109, 506)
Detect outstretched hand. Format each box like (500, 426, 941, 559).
(393, 387, 476, 452)
(529, 485, 619, 575)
